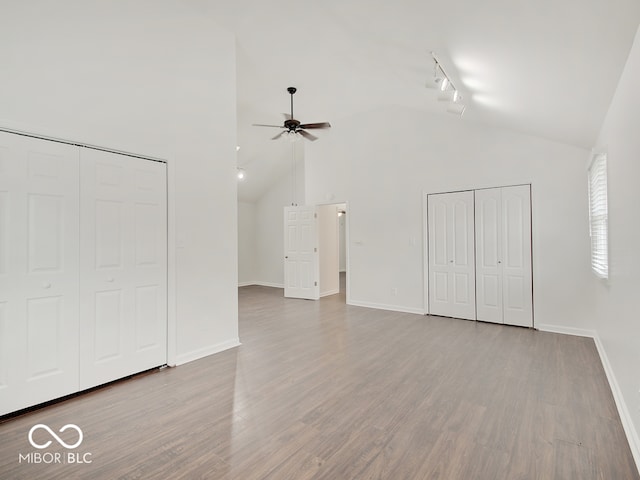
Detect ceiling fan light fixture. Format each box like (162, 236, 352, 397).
(254, 87, 331, 142)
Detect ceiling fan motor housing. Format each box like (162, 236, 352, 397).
(284, 119, 300, 131)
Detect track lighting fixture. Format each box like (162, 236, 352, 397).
(428, 52, 466, 116)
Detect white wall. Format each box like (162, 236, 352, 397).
(318, 204, 340, 297)
(305, 107, 595, 327)
(592, 24, 640, 465)
(238, 201, 257, 286)
(0, 0, 239, 365)
(250, 146, 305, 287)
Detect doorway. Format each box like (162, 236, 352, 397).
(317, 202, 348, 301)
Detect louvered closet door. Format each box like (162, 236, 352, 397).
(0, 131, 80, 416)
(427, 191, 476, 320)
(79, 149, 167, 390)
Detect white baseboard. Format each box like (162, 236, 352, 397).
(238, 281, 284, 289)
(593, 334, 640, 474)
(174, 337, 241, 366)
(321, 289, 340, 297)
(347, 299, 424, 315)
(537, 324, 640, 474)
(535, 323, 596, 338)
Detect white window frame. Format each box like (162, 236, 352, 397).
(587, 152, 608, 279)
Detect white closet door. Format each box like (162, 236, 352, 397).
(475, 185, 532, 327)
(501, 185, 532, 327)
(0, 132, 80, 416)
(284, 206, 319, 300)
(79, 149, 167, 390)
(475, 188, 503, 323)
(427, 191, 476, 320)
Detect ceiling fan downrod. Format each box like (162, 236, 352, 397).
(287, 87, 297, 121)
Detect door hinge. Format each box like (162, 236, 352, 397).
(314, 281, 318, 286)
(314, 213, 317, 218)
(314, 247, 317, 253)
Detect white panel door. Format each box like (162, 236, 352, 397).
(475, 188, 503, 323)
(0, 131, 80, 416)
(79, 149, 167, 390)
(284, 206, 319, 300)
(475, 185, 532, 327)
(501, 185, 532, 327)
(427, 191, 476, 320)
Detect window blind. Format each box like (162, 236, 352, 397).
(588, 153, 608, 278)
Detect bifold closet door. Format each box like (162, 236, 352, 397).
(0, 131, 80, 416)
(475, 185, 532, 327)
(427, 191, 476, 320)
(79, 149, 167, 390)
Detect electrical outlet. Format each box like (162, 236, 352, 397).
(391, 287, 398, 296)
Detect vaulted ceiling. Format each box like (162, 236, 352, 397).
(196, 0, 640, 202)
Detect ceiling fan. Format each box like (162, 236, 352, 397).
(253, 87, 331, 141)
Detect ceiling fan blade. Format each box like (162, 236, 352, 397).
(271, 131, 286, 140)
(253, 123, 284, 128)
(298, 130, 318, 141)
(299, 122, 331, 129)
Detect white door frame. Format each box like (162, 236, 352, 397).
(166, 159, 177, 367)
(423, 193, 429, 315)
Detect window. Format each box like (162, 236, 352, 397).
(588, 152, 608, 279)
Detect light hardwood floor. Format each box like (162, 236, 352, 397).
(1, 283, 638, 479)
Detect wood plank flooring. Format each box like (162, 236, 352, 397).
(1, 283, 638, 479)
